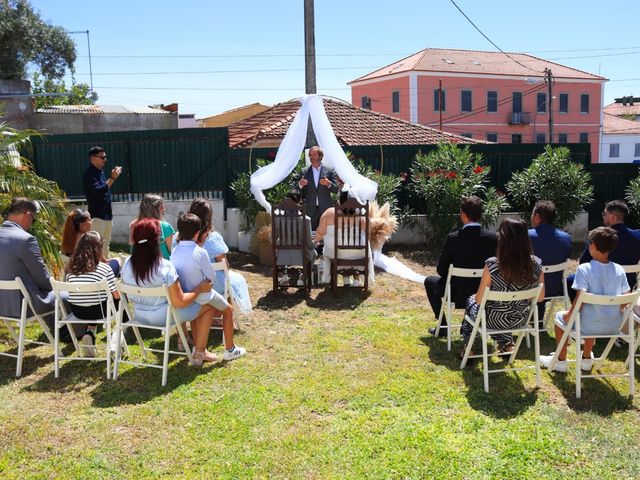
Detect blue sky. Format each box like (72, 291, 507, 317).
(30, 0, 640, 118)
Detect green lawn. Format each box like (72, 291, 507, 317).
(1, 249, 640, 479)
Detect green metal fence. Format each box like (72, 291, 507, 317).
(29, 129, 638, 229)
(31, 128, 229, 198)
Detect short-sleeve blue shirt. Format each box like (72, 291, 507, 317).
(572, 260, 630, 334)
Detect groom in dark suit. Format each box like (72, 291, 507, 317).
(424, 196, 497, 336)
(297, 146, 338, 230)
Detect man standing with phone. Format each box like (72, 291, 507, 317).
(83, 146, 121, 258)
(297, 145, 338, 231)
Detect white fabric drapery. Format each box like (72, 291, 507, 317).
(249, 94, 425, 285)
(249, 95, 377, 213)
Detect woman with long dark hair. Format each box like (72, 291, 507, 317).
(121, 218, 216, 365)
(460, 218, 545, 358)
(65, 231, 121, 356)
(61, 209, 92, 258)
(61, 208, 121, 275)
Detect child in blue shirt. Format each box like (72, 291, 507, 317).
(541, 227, 629, 372)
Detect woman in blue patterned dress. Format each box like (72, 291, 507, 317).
(460, 218, 545, 357)
(174, 199, 252, 314)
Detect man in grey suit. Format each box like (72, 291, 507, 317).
(297, 146, 339, 230)
(0, 197, 55, 322)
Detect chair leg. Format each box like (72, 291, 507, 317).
(105, 317, 112, 380)
(629, 329, 635, 398)
(481, 322, 490, 393)
(16, 317, 26, 378)
(533, 328, 541, 388)
(54, 304, 60, 379)
(575, 331, 582, 399)
(162, 329, 171, 387)
(114, 324, 124, 380)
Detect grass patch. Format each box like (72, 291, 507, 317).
(1, 250, 640, 479)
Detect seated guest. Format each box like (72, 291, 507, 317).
(182, 198, 252, 314)
(61, 208, 121, 275)
(129, 194, 175, 260)
(424, 196, 497, 337)
(569, 200, 640, 299)
(460, 218, 545, 359)
(0, 197, 56, 330)
(528, 200, 572, 325)
(273, 191, 316, 280)
(121, 218, 217, 366)
(61, 209, 92, 259)
(65, 231, 121, 357)
(541, 227, 629, 372)
(171, 213, 246, 362)
(315, 189, 373, 286)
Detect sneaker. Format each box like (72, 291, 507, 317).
(352, 279, 361, 287)
(581, 352, 594, 371)
(614, 338, 628, 348)
(343, 277, 352, 287)
(80, 331, 96, 358)
(223, 345, 247, 361)
(297, 278, 304, 287)
(540, 354, 567, 372)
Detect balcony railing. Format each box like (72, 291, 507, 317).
(508, 112, 531, 125)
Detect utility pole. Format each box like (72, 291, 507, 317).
(545, 68, 553, 141)
(69, 30, 94, 95)
(304, 0, 317, 147)
(438, 79, 443, 131)
(304, 0, 316, 94)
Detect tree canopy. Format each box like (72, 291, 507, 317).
(31, 72, 97, 109)
(0, 0, 76, 80)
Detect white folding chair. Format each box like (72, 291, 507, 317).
(460, 284, 543, 393)
(211, 259, 240, 332)
(436, 266, 484, 351)
(114, 281, 193, 386)
(621, 262, 640, 290)
(541, 260, 571, 324)
(0, 277, 55, 377)
(546, 290, 640, 399)
(51, 279, 116, 379)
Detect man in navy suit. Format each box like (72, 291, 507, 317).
(569, 199, 640, 300)
(297, 146, 338, 231)
(424, 196, 497, 337)
(528, 200, 572, 324)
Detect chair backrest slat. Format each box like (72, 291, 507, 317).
(541, 260, 570, 275)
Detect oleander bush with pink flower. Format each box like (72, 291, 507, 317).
(409, 143, 508, 245)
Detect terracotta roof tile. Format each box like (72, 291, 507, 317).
(228, 97, 485, 148)
(350, 48, 606, 83)
(603, 112, 640, 134)
(604, 102, 640, 116)
(36, 105, 172, 114)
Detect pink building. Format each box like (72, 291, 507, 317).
(349, 48, 606, 162)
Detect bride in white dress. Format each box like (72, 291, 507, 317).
(316, 199, 398, 287)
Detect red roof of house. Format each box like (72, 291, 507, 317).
(228, 97, 485, 148)
(603, 112, 640, 135)
(350, 48, 606, 84)
(604, 102, 640, 117)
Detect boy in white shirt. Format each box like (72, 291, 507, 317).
(541, 227, 629, 372)
(171, 213, 246, 361)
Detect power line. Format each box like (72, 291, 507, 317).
(448, 0, 544, 74)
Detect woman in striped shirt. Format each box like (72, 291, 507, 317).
(65, 231, 121, 354)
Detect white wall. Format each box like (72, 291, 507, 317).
(110, 199, 225, 244)
(600, 133, 640, 163)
